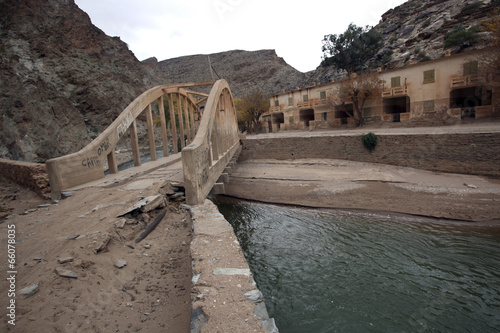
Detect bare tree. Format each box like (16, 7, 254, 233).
(328, 72, 385, 127)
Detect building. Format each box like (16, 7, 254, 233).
(264, 49, 500, 132)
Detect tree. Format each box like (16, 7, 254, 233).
(328, 72, 384, 127)
(322, 23, 383, 75)
(234, 90, 269, 133)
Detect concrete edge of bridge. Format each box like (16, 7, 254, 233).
(188, 199, 278, 333)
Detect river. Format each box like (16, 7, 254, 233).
(215, 198, 500, 333)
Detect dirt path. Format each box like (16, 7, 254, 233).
(225, 159, 500, 223)
(0, 176, 192, 332)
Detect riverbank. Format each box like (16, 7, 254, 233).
(224, 158, 500, 224)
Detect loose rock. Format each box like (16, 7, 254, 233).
(55, 267, 78, 278)
(115, 259, 127, 268)
(94, 232, 111, 253)
(20, 284, 39, 298)
(115, 218, 127, 229)
(245, 289, 264, 303)
(57, 257, 74, 264)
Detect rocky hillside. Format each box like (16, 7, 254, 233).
(0, 0, 168, 162)
(308, 0, 498, 85)
(1, 0, 497, 162)
(154, 49, 308, 98)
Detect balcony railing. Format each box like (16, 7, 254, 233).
(297, 98, 328, 109)
(450, 75, 481, 88)
(269, 104, 284, 113)
(382, 86, 408, 97)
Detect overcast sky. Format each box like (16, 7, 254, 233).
(74, 0, 408, 73)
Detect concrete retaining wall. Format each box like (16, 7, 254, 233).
(0, 158, 50, 199)
(239, 133, 500, 178)
(189, 200, 278, 333)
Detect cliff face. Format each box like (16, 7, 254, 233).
(156, 50, 308, 98)
(0, 0, 167, 162)
(308, 0, 498, 85)
(375, 0, 496, 68)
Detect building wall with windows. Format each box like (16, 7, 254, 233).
(264, 49, 499, 132)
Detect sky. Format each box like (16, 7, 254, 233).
(74, 0, 408, 73)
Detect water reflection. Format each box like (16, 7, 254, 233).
(215, 198, 500, 333)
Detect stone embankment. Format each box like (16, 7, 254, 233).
(0, 158, 50, 199)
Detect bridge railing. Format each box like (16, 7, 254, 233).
(182, 79, 241, 205)
(46, 81, 213, 199)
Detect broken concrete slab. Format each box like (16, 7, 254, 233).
(119, 195, 165, 216)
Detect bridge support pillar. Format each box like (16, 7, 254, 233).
(107, 150, 118, 174)
(211, 183, 225, 195)
(217, 173, 229, 183)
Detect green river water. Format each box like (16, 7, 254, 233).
(215, 199, 500, 333)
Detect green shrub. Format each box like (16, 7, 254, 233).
(362, 132, 378, 152)
(382, 53, 392, 64)
(461, 2, 483, 15)
(444, 25, 480, 49)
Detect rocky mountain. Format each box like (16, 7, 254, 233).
(307, 0, 498, 85)
(0, 0, 168, 162)
(154, 49, 308, 98)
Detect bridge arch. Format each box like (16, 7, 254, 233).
(46, 81, 213, 199)
(182, 79, 241, 205)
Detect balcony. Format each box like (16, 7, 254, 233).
(297, 98, 329, 109)
(450, 75, 481, 88)
(269, 104, 284, 113)
(382, 86, 408, 97)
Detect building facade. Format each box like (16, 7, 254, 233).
(264, 50, 500, 132)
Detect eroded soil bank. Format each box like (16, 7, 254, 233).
(224, 159, 500, 224)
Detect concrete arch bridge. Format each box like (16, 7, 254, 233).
(46, 79, 242, 205)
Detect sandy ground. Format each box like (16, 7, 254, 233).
(0, 176, 192, 332)
(225, 159, 500, 224)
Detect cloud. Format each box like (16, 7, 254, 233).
(75, 0, 407, 72)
